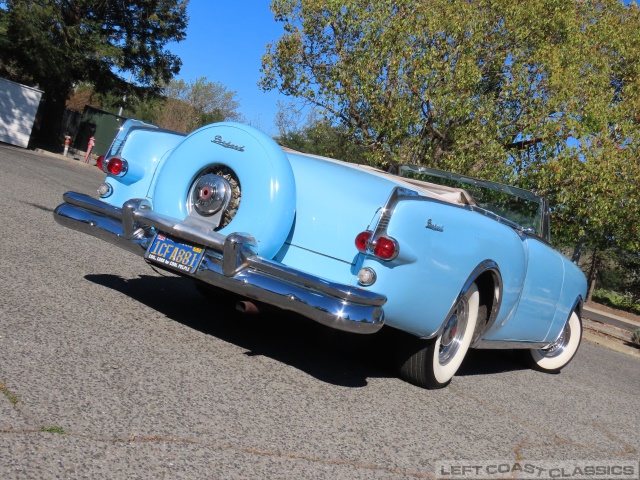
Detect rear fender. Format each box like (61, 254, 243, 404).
(101, 120, 185, 208)
(361, 198, 526, 338)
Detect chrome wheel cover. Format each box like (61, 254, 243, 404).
(191, 174, 231, 217)
(540, 321, 571, 359)
(439, 297, 468, 366)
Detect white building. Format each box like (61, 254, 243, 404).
(0, 77, 43, 148)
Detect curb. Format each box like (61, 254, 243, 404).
(583, 318, 634, 343)
(34, 148, 97, 166)
(583, 305, 640, 329)
(583, 328, 640, 360)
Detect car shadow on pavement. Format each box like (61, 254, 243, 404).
(85, 273, 397, 388)
(85, 273, 527, 388)
(456, 349, 528, 376)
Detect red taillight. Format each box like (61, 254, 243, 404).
(355, 231, 372, 253)
(106, 157, 126, 176)
(373, 236, 398, 260)
(356, 231, 398, 260)
(96, 154, 105, 171)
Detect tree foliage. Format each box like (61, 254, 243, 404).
(67, 77, 242, 134)
(274, 101, 369, 162)
(0, 0, 188, 147)
(158, 77, 242, 133)
(261, 0, 640, 258)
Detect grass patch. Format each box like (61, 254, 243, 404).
(0, 382, 19, 405)
(592, 289, 640, 315)
(41, 426, 65, 435)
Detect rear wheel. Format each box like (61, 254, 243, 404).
(398, 283, 479, 389)
(526, 311, 582, 373)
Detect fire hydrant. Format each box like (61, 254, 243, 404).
(63, 136, 71, 157)
(84, 136, 95, 164)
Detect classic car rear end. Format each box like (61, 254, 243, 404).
(54, 121, 587, 389)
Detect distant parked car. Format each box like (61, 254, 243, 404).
(54, 121, 587, 389)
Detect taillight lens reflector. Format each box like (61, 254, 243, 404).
(96, 154, 105, 171)
(373, 236, 398, 260)
(106, 157, 125, 176)
(355, 231, 372, 253)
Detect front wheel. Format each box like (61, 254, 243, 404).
(526, 311, 582, 373)
(398, 283, 479, 389)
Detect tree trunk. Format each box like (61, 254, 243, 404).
(572, 236, 586, 264)
(586, 248, 600, 302)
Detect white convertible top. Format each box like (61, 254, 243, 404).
(355, 164, 477, 206)
(282, 147, 477, 206)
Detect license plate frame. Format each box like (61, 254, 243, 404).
(145, 233, 205, 274)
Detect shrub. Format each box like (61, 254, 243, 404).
(592, 289, 640, 315)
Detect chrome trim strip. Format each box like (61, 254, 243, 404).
(359, 187, 418, 261)
(54, 192, 386, 334)
(371, 187, 419, 241)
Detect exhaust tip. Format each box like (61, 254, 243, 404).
(236, 300, 260, 314)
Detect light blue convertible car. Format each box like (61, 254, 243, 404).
(54, 121, 587, 389)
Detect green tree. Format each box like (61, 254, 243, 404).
(66, 81, 166, 125)
(0, 7, 9, 50)
(158, 77, 241, 133)
(261, 0, 640, 287)
(274, 101, 369, 162)
(65, 76, 241, 134)
(0, 0, 188, 148)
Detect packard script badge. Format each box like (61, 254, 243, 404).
(426, 219, 444, 232)
(211, 135, 244, 152)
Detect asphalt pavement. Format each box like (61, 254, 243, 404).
(1, 144, 638, 478)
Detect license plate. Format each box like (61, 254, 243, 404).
(145, 233, 204, 274)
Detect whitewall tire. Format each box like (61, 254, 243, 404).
(528, 311, 582, 373)
(399, 283, 479, 389)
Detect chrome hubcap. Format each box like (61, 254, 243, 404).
(191, 174, 231, 217)
(187, 166, 241, 230)
(439, 298, 468, 366)
(541, 321, 571, 358)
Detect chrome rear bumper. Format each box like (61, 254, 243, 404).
(54, 192, 385, 333)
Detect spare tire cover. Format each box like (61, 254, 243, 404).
(151, 122, 296, 259)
